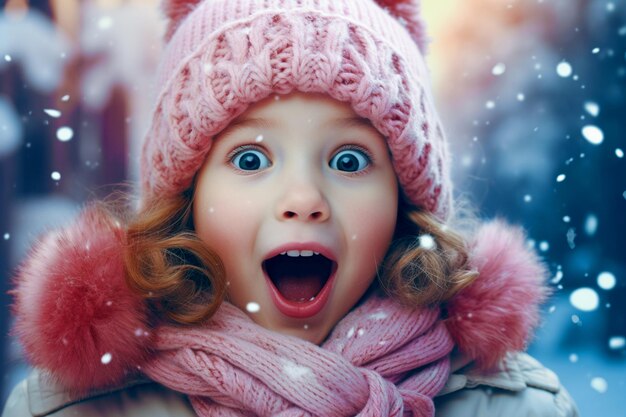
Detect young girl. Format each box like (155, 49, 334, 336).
(3, 0, 578, 416)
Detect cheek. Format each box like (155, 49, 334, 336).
(351, 207, 397, 260)
(341, 186, 398, 260)
(193, 186, 259, 261)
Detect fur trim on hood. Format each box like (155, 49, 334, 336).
(444, 220, 550, 370)
(11, 206, 153, 394)
(11, 207, 549, 393)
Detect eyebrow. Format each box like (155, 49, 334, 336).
(217, 117, 276, 141)
(227, 117, 276, 130)
(219, 115, 375, 139)
(327, 116, 376, 130)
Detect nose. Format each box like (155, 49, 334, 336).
(275, 180, 330, 223)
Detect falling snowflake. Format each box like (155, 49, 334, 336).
(98, 16, 114, 30)
(369, 311, 388, 320)
(246, 302, 260, 313)
(584, 214, 598, 236)
(44, 108, 61, 118)
(101, 353, 112, 365)
(492, 63, 506, 76)
(556, 61, 573, 77)
(597, 272, 616, 290)
(584, 101, 600, 117)
(551, 270, 564, 284)
(590, 377, 608, 393)
(608, 337, 625, 350)
(346, 327, 355, 338)
(566, 228, 576, 249)
(570, 288, 599, 312)
(281, 359, 315, 383)
(582, 125, 604, 145)
(56, 127, 74, 142)
(419, 234, 436, 250)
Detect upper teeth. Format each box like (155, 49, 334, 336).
(280, 250, 320, 257)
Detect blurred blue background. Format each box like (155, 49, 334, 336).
(1, 0, 625, 415)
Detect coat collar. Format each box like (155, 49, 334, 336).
(26, 369, 151, 417)
(437, 351, 561, 397)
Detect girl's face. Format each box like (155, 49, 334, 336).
(193, 92, 398, 344)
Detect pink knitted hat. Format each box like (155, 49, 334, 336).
(142, 0, 452, 219)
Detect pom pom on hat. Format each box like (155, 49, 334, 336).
(162, 0, 203, 41)
(161, 0, 427, 48)
(12, 206, 153, 393)
(374, 0, 429, 53)
(445, 221, 551, 370)
(162, 0, 430, 50)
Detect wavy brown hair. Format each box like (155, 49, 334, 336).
(377, 200, 479, 307)
(122, 189, 226, 324)
(122, 189, 478, 324)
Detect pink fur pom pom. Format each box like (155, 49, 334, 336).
(162, 0, 203, 41)
(12, 206, 152, 393)
(445, 221, 550, 370)
(374, 0, 429, 53)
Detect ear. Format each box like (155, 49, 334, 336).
(374, 0, 429, 53)
(162, 0, 204, 42)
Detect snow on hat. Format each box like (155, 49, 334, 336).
(141, 0, 452, 219)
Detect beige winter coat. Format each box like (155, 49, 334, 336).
(3, 352, 578, 417)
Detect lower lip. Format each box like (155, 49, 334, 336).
(265, 270, 335, 319)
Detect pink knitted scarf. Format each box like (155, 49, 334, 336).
(15, 209, 547, 414)
(143, 293, 453, 417)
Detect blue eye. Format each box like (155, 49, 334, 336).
(231, 149, 271, 171)
(329, 149, 370, 172)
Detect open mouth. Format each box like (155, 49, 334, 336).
(263, 251, 335, 303)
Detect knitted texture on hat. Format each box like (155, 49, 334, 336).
(142, 0, 451, 219)
(144, 295, 452, 417)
